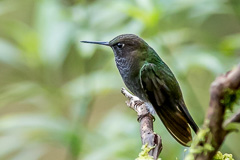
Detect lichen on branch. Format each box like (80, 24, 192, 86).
(186, 64, 240, 160)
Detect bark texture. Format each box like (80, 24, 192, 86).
(121, 64, 240, 160)
(121, 88, 162, 160)
(190, 64, 240, 160)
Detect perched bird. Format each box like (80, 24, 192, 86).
(81, 34, 198, 146)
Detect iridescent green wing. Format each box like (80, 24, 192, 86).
(140, 63, 192, 146)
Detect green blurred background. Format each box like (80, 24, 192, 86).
(0, 0, 240, 159)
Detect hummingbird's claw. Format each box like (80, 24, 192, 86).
(137, 113, 155, 122)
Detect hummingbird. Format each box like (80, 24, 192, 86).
(81, 34, 198, 146)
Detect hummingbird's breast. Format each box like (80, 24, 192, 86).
(115, 56, 147, 101)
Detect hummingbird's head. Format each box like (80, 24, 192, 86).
(109, 34, 148, 58)
(81, 34, 149, 58)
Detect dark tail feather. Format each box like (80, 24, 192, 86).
(156, 105, 192, 147)
(178, 100, 199, 133)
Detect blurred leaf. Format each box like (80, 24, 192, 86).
(82, 110, 139, 160)
(63, 71, 122, 99)
(0, 39, 21, 65)
(35, 0, 75, 67)
(219, 33, 240, 56)
(0, 133, 26, 158)
(176, 47, 224, 75)
(0, 0, 17, 16)
(0, 114, 69, 134)
(0, 82, 42, 107)
(11, 144, 46, 160)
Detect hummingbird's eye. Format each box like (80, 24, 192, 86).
(117, 43, 125, 49)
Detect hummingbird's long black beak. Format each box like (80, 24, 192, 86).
(80, 41, 109, 46)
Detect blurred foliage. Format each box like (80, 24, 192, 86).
(0, 0, 240, 159)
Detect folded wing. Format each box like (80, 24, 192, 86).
(140, 63, 197, 146)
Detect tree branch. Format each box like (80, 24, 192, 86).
(224, 109, 240, 126)
(121, 64, 240, 160)
(121, 88, 162, 160)
(186, 64, 240, 160)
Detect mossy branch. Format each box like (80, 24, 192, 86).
(121, 64, 240, 160)
(186, 64, 240, 160)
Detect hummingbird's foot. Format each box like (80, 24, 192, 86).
(133, 100, 145, 107)
(137, 113, 155, 122)
(122, 88, 143, 109)
(127, 99, 144, 111)
(152, 115, 156, 122)
(121, 87, 155, 121)
(121, 87, 142, 108)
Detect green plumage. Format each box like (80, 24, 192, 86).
(140, 62, 196, 146)
(81, 34, 199, 146)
